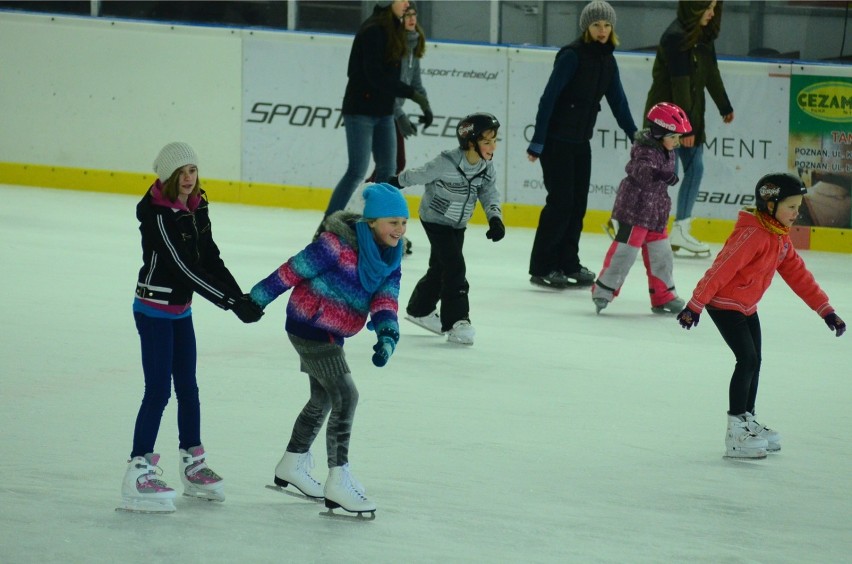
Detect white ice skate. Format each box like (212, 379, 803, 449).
(744, 412, 781, 452)
(271, 450, 324, 500)
(322, 464, 376, 519)
(593, 297, 609, 314)
(179, 445, 224, 502)
(447, 320, 475, 345)
(405, 310, 444, 335)
(670, 218, 711, 257)
(651, 297, 685, 315)
(117, 453, 176, 514)
(725, 414, 768, 459)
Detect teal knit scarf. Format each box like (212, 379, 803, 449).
(355, 221, 402, 292)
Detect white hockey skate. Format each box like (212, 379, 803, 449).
(321, 464, 375, 520)
(447, 320, 475, 345)
(725, 414, 768, 459)
(405, 310, 444, 335)
(179, 445, 224, 502)
(116, 453, 176, 514)
(270, 450, 324, 501)
(744, 412, 781, 452)
(670, 218, 711, 257)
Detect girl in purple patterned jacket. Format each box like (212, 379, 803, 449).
(592, 103, 692, 315)
(250, 183, 408, 518)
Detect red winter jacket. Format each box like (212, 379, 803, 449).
(687, 210, 833, 317)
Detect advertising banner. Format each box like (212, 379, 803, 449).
(788, 67, 852, 229)
(505, 53, 789, 219)
(242, 34, 788, 219)
(242, 36, 509, 198)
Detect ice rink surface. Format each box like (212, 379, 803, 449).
(1, 184, 850, 563)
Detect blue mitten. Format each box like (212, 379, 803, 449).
(371, 328, 399, 367)
(823, 312, 846, 337)
(676, 307, 700, 330)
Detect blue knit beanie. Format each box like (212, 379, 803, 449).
(362, 183, 409, 219)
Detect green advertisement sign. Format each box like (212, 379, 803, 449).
(788, 75, 852, 228)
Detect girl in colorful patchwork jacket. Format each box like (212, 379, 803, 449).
(250, 183, 409, 517)
(676, 172, 846, 460)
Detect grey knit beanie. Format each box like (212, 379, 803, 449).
(153, 142, 198, 182)
(580, 1, 616, 31)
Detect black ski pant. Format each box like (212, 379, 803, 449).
(707, 307, 763, 416)
(406, 220, 469, 332)
(529, 139, 592, 277)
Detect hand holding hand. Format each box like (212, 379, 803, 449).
(232, 294, 264, 323)
(396, 114, 417, 138)
(676, 307, 700, 330)
(823, 312, 846, 337)
(485, 216, 505, 242)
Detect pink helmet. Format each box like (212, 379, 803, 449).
(646, 102, 692, 137)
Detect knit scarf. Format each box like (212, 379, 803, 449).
(355, 221, 402, 292)
(752, 209, 790, 236)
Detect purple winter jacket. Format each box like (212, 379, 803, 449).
(611, 130, 677, 233)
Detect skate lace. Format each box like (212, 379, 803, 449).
(341, 464, 366, 498)
(297, 452, 319, 483)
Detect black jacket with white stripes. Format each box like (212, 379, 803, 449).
(135, 183, 242, 314)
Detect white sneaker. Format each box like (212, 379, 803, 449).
(447, 320, 475, 345)
(179, 445, 224, 501)
(119, 453, 176, 513)
(744, 412, 781, 452)
(670, 218, 710, 255)
(405, 310, 444, 335)
(274, 450, 324, 499)
(725, 414, 768, 459)
(324, 464, 375, 514)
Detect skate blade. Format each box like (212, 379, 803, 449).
(672, 247, 711, 258)
(319, 508, 376, 521)
(723, 451, 767, 461)
(182, 488, 225, 502)
(115, 499, 176, 514)
(265, 484, 324, 503)
(404, 315, 444, 335)
(601, 223, 616, 240)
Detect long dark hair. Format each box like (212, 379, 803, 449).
(677, 0, 722, 49)
(368, 6, 407, 63)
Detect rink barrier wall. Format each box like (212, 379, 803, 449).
(4, 161, 849, 254)
(2, 12, 850, 253)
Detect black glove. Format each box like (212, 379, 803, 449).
(485, 216, 505, 242)
(823, 312, 846, 337)
(676, 307, 700, 330)
(411, 92, 433, 129)
(396, 114, 417, 138)
(232, 294, 264, 323)
(387, 175, 403, 190)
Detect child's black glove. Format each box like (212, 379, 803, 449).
(486, 217, 505, 242)
(232, 294, 264, 323)
(387, 175, 402, 190)
(823, 312, 846, 337)
(676, 307, 700, 330)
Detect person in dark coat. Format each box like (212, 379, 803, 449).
(644, 0, 734, 255)
(526, 0, 637, 290)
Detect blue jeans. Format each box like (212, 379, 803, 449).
(674, 145, 704, 220)
(324, 114, 397, 217)
(131, 312, 200, 458)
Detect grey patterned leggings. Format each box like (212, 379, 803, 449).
(286, 334, 359, 468)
